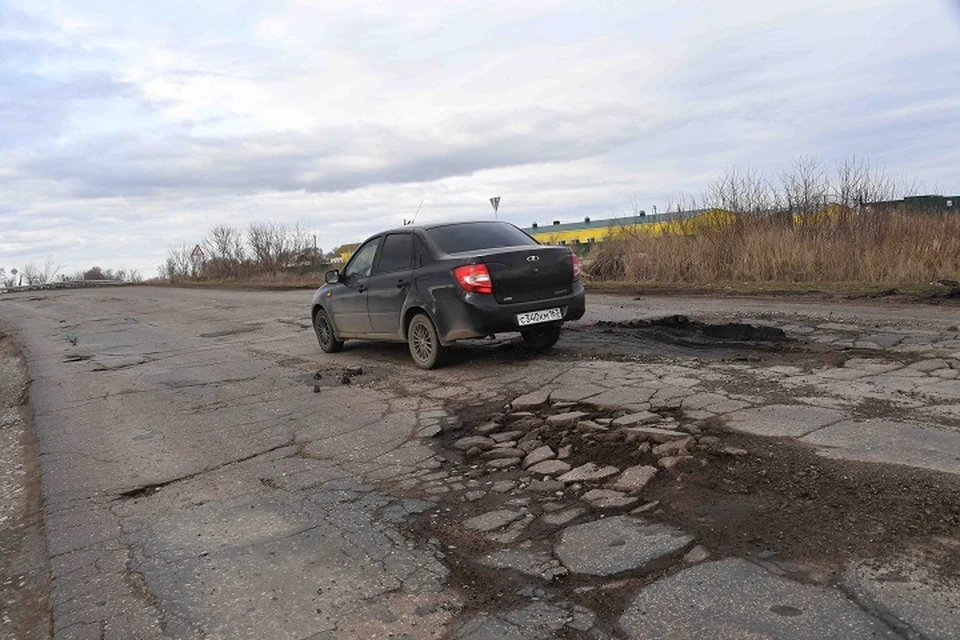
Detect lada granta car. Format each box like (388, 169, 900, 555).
(311, 221, 586, 369)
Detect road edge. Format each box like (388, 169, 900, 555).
(0, 327, 53, 639)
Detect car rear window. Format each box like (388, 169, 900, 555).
(426, 223, 537, 254)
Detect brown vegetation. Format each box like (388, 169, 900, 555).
(160, 222, 326, 285)
(588, 208, 960, 286)
(590, 157, 958, 288)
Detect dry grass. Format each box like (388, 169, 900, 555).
(588, 209, 960, 287)
(159, 271, 325, 289)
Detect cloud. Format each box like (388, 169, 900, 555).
(1, 0, 958, 276)
(12, 104, 643, 197)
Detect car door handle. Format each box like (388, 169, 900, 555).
(357, 284, 367, 293)
(396, 279, 408, 288)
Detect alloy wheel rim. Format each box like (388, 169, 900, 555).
(412, 323, 432, 362)
(317, 317, 331, 345)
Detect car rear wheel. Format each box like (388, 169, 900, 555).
(314, 308, 344, 353)
(521, 324, 562, 350)
(408, 313, 446, 369)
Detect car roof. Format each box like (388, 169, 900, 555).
(375, 220, 517, 236)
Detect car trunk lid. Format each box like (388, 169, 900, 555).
(473, 246, 574, 304)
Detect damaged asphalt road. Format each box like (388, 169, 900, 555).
(0, 287, 958, 639)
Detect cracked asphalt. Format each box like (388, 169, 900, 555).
(0, 286, 958, 639)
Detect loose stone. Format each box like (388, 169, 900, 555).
(558, 463, 621, 484)
(518, 438, 544, 453)
(454, 436, 496, 451)
(578, 420, 608, 432)
(527, 460, 573, 476)
(527, 479, 565, 494)
(542, 508, 585, 526)
(659, 455, 693, 470)
(612, 411, 661, 427)
(631, 500, 660, 514)
(581, 489, 639, 509)
(546, 412, 589, 426)
(624, 427, 689, 443)
(721, 446, 749, 456)
(653, 438, 693, 458)
(482, 448, 527, 460)
(523, 446, 556, 469)
(684, 545, 711, 564)
(487, 457, 522, 470)
(609, 465, 658, 493)
(475, 422, 500, 435)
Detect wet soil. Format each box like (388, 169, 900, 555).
(648, 426, 960, 584)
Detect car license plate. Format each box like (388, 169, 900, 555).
(516, 307, 563, 327)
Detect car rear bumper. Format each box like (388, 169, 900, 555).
(436, 282, 586, 344)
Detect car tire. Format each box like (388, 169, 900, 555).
(314, 308, 344, 353)
(521, 324, 562, 350)
(408, 313, 446, 369)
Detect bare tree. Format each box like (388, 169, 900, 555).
(781, 156, 829, 214)
(41, 256, 63, 284)
(21, 262, 41, 285)
(248, 222, 291, 274)
(160, 245, 197, 281)
(202, 225, 246, 279)
(706, 166, 779, 214)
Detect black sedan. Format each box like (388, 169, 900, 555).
(311, 221, 586, 368)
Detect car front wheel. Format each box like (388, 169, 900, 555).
(408, 313, 446, 369)
(521, 324, 562, 350)
(314, 308, 344, 353)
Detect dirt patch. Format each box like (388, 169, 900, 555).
(648, 425, 960, 585)
(563, 316, 803, 363)
(198, 324, 263, 338)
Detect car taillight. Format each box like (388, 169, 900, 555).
(454, 263, 493, 294)
(572, 253, 582, 280)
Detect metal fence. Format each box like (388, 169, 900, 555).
(0, 280, 128, 294)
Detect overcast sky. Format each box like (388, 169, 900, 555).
(1, 0, 958, 277)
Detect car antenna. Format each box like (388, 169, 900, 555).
(408, 199, 425, 226)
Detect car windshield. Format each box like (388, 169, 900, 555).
(426, 223, 537, 254)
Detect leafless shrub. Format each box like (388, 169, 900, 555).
(248, 222, 291, 275)
(160, 245, 199, 282)
(202, 225, 246, 280)
(20, 262, 41, 285)
(706, 166, 780, 214)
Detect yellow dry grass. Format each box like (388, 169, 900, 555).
(588, 209, 960, 287)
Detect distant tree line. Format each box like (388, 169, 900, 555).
(160, 222, 326, 282)
(1, 259, 141, 288)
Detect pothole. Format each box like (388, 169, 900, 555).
(396, 391, 960, 634)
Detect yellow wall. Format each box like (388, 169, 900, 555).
(530, 209, 738, 246)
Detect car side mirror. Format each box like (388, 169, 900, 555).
(324, 269, 341, 285)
